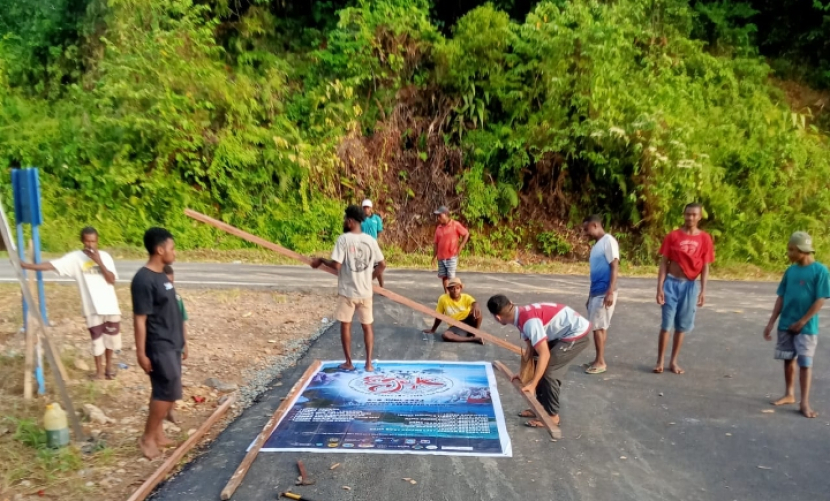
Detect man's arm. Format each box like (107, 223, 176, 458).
(457, 226, 470, 253)
(656, 256, 668, 305)
(182, 321, 189, 360)
(604, 259, 619, 307)
(763, 296, 783, 340)
(310, 257, 341, 271)
(133, 314, 152, 373)
(432, 242, 438, 264)
(20, 261, 56, 272)
(698, 263, 709, 307)
(522, 340, 550, 394)
(788, 298, 826, 334)
(373, 260, 386, 288)
(424, 318, 442, 333)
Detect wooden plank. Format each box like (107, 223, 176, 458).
(184, 209, 521, 355)
(220, 360, 322, 500)
(0, 197, 83, 440)
(493, 360, 562, 440)
(126, 393, 237, 501)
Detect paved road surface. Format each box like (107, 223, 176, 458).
(3, 262, 827, 500)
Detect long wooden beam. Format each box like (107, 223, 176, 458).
(220, 360, 322, 500)
(184, 209, 521, 355)
(126, 393, 237, 501)
(493, 360, 562, 440)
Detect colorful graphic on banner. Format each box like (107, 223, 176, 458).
(259, 361, 512, 457)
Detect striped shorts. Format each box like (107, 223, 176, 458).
(437, 257, 458, 279)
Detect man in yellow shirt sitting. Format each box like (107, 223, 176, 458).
(422, 277, 483, 343)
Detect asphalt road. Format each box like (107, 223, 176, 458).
(3, 262, 827, 500)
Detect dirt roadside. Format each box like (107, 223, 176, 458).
(0, 283, 329, 501)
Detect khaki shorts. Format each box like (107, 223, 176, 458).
(587, 292, 617, 330)
(335, 296, 374, 325)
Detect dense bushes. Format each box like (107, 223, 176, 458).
(0, 0, 828, 266)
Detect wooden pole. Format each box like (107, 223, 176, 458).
(23, 240, 35, 400)
(126, 393, 237, 501)
(220, 360, 322, 500)
(493, 360, 562, 440)
(184, 209, 521, 355)
(0, 197, 83, 440)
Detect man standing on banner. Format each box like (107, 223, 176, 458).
(582, 215, 620, 375)
(21, 227, 121, 380)
(131, 227, 186, 459)
(361, 199, 385, 287)
(654, 203, 715, 374)
(312, 205, 386, 372)
(487, 295, 590, 428)
(432, 205, 469, 293)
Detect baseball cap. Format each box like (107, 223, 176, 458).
(362, 199, 373, 208)
(433, 205, 449, 215)
(789, 231, 815, 253)
(447, 277, 463, 288)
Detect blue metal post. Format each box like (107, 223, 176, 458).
(31, 225, 48, 323)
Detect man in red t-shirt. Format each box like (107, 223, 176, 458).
(432, 206, 470, 293)
(654, 203, 715, 375)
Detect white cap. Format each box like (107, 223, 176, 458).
(362, 199, 373, 208)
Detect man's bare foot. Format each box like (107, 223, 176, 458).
(653, 365, 664, 374)
(156, 432, 176, 448)
(771, 395, 796, 406)
(165, 410, 179, 425)
(105, 372, 116, 380)
(338, 363, 355, 371)
(551, 414, 561, 426)
(670, 363, 685, 374)
(139, 437, 161, 459)
(800, 404, 819, 418)
(89, 372, 105, 380)
(364, 364, 375, 372)
(517, 409, 536, 418)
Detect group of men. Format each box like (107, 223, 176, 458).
(20, 199, 827, 460)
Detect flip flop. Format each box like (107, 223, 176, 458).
(524, 420, 546, 428)
(581, 362, 593, 369)
(517, 410, 536, 418)
(585, 366, 606, 375)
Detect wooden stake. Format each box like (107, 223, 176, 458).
(126, 393, 237, 501)
(0, 197, 83, 439)
(220, 360, 322, 500)
(493, 360, 562, 440)
(184, 209, 521, 355)
(23, 240, 35, 400)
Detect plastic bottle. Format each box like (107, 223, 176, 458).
(44, 403, 70, 449)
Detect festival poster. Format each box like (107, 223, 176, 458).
(259, 361, 512, 457)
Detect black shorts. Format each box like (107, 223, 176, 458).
(445, 313, 478, 338)
(148, 350, 183, 402)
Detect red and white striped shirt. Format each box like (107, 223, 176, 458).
(513, 303, 591, 348)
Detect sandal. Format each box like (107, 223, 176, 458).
(517, 410, 536, 418)
(585, 366, 606, 375)
(524, 420, 549, 428)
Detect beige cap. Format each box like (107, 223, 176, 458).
(447, 277, 463, 288)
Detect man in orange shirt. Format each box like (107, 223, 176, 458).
(654, 203, 715, 375)
(432, 206, 470, 293)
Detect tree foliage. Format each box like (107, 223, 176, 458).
(0, 0, 829, 265)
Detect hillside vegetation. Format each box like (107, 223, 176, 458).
(1, 0, 829, 266)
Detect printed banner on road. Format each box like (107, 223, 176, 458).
(259, 361, 512, 457)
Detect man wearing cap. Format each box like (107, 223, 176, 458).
(432, 206, 469, 293)
(362, 199, 385, 287)
(763, 231, 830, 418)
(654, 202, 715, 375)
(422, 277, 483, 343)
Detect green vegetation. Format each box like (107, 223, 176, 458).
(1, 0, 829, 267)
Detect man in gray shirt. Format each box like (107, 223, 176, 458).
(312, 205, 386, 371)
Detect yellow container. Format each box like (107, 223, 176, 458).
(44, 403, 70, 448)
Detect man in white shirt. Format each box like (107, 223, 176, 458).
(312, 205, 386, 372)
(22, 227, 121, 380)
(582, 215, 620, 374)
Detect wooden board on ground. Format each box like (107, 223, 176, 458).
(184, 209, 521, 355)
(493, 360, 562, 440)
(126, 393, 237, 501)
(0, 196, 83, 440)
(220, 360, 322, 500)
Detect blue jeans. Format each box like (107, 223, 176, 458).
(661, 275, 698, 333)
